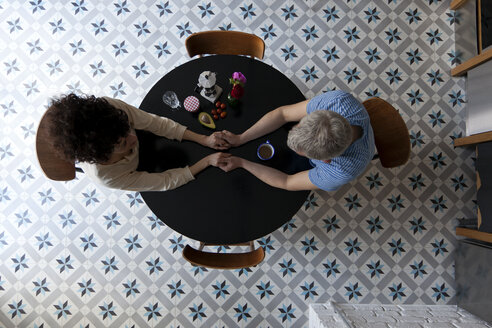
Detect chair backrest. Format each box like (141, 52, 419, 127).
(362, 98, 410, 168)
(185, 30, 265, 59)
(36, 107, 76, 181)
(182, 242, 265, 270)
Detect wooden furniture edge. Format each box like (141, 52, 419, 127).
(450, 0, 469, 10)
(451, 47, 492, 76)
(478, 0, 482, 53)
(454, 131, 492, 147)
(456, 227, 492, 243)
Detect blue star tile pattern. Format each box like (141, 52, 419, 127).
(56, 255, 74, 273)
(323, 46, 340, 63)
(12, 254, 29, 273)
(278, 304, 296, 323)
(0, 1, 472, 326)
(281, 44, 298, 61)
(344, 238, 362, 256)
(257, 236, 275, 254)
(409, 217, 427, 234)
(234, 303, 251, 322)
(33, 278, 50, 296)
(99, 301, 117, 320)
(323, 215, 340, 233)
(240, 3, 256, 20)
(124, 234, 142, 253)
(77, 279, 96, 297)
(432, 283, 450, 302)
(123, 279, 140, 298)
(302, 25, 319, 41)
(54, 300, 72, 320)
(189, 303, 207, 322)
(367, 216, 384, 234)
(145, 257, 163, 276)
(323, 5, 339, 22)
(389, 282, 407, 301)
(281, 5, 297, 21)
(301, 236, 319, 255)
(388, 238, 406, 257)
(323, 259, 341, 278)
(300, 281, 319, 300)
(364, 7, 381, 24)
(8, 300, 27, 319)
(104, 212, 121, 230)
(36, 232, 53, 250)
(345, 282, 363, 301)
(410, 260, 428, 279)
(426, 29, 443, 45)
(168, 280, 185, 298)
(212, 280, 230, 299)
(279, 258, 297, 277)
(385, 27, 402, 44)
(144, 302, 162, 321)
(256, 281, 274, 299)
(366, 172, 383, 190)
(101, 256, 119, 274)
(367, 260, 384, 279)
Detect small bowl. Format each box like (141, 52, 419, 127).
(257, 140, 275, 160)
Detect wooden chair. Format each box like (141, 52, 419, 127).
(36, 107, 78, 181)
(362, 97, 411, 168)
(185, 30, 265, 59)
(182, 241, 265, 270)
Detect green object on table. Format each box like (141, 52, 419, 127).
(198, 112, 216, 129)
(227, 92, 239, 107)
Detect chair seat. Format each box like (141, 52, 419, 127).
(363, 98, 410, 168)
(185, 30, 265, 59)
(182, 244, 265, 270)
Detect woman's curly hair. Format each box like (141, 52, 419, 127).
(47, 93, 130, 164)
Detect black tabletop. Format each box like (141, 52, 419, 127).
(138, 55, 309, 244)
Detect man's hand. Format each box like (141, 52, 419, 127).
(203, 132, 230, 150)
(217, 155, 243, 172)
(221, 130, 243, 147)
(207, 152, 232, 167)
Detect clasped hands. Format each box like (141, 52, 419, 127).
(203, 131, 244, 172)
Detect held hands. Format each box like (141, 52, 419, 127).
(206, 152, 232, 168)
(203, 131, 242, 150)
(204, 132, 230, 150)
(220, 130, 242, 147)
(217, 155, 243, 172)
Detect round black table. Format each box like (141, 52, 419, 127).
(138, 55, 309, 244)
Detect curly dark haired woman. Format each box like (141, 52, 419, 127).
(47, 93, 229, 191)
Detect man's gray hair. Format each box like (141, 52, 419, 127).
(287, 110, 352, 160)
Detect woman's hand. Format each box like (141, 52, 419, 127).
(203, 132, 230, 150)
(217, 155, 243, 172)
(206, 152, 231, 167)
(189, 152, 230, 177)
(220, 130, 243, 147)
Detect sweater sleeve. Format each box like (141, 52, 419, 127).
(79, 161, 195, 191)
(103, 97, 187, 141)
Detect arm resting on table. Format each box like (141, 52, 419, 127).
(225, 100, 309, 146)
(182, 129, 228, 150)
(103, 167, 195, 191)
(222, 156, 317, 191)
(189, 152, 231, 177)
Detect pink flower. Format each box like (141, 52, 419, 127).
(231, 72, 246, 84)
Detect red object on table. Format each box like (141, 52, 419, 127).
(184, 96, 200, 112)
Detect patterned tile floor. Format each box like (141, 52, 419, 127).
(0, 0, 475, 327)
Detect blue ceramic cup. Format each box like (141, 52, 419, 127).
(257, 140, 275, 160)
